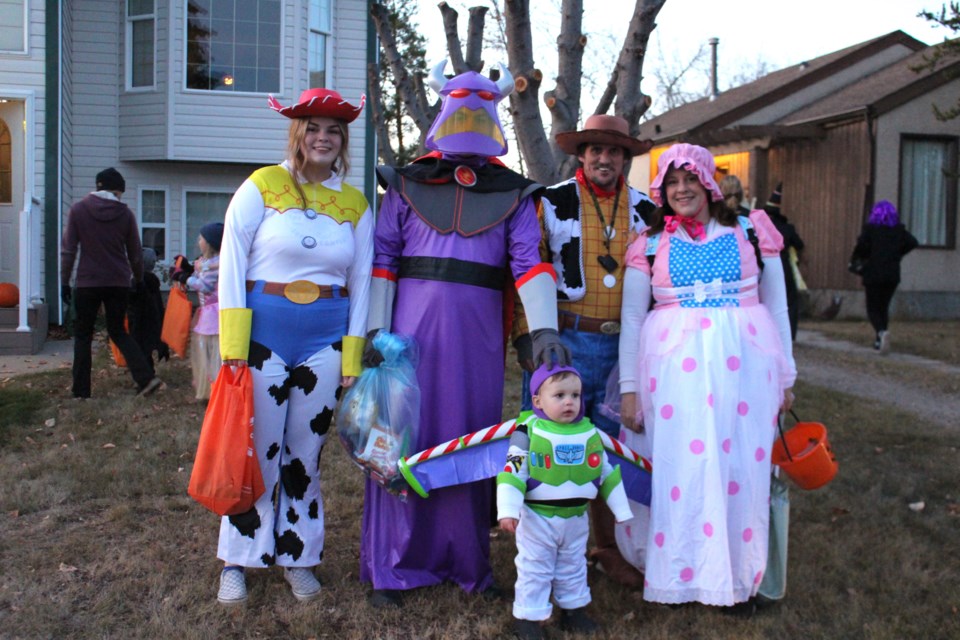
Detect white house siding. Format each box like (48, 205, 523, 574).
(119, 0, 169, 161)
(166, 0, 291, 164)
(67, 0, 123, 204)
(61, 2, 75, 229)
(875, 79, 960, 296)
(54, 0, 371, 270)
(0, 0, 47, 285)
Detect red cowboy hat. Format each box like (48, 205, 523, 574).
(267, 88, 366, 122)
(555, 114, 652, 157)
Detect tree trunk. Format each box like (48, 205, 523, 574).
(504, 0, 559, 186)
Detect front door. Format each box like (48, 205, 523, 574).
(0, 100, 25, 285)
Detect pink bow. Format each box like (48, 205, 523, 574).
(664, 215, 706, 242)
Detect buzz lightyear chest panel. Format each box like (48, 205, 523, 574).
(398, 178, 522, 237)
(527, 427, 603, 487)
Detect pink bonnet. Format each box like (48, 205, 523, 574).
(649, 143, 724, 207)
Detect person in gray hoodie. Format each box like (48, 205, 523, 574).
(60, 167, 162, 398)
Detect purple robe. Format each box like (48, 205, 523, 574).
(360, 184, 542, 593)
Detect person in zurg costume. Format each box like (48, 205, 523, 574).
(361, 61, 570, 607)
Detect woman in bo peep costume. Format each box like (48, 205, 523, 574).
(214, 88, 373, 605)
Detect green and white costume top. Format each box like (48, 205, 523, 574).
(496, 413, 632, 521)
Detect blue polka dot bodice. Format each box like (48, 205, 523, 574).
(667, 233, 743, 308)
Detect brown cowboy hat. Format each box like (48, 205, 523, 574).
(267, 88, 366, 122)
(555, 114, 652, 157)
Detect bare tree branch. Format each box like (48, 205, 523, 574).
(504, 0, 559, 185)
(367, 62, 398, 167)
(439, 2, 468, 73)
(548, 0, 585, 177)
(465, 6, 489, 72)
(610, 0, 666, 135)
(370, 3, 436, 134)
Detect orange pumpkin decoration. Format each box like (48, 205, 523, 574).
(0, 282, 18, 308)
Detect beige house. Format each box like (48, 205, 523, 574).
(630, 31, 960, 320)
(0, 0, 376, 354)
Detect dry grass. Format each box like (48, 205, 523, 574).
(1, 338, 959, 639)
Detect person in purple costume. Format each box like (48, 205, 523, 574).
(361, 61, 570, 608)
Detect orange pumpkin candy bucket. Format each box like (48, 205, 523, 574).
(772, 410, 838, 490)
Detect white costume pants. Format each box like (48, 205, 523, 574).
(217, 344, 340, 568)
(513, 505, 591, 621)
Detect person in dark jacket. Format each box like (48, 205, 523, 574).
(60, 167, 163, 398)
(128, 247, 170, 365)
(763, 184, 805, 340)
(850, 200, 919, 352)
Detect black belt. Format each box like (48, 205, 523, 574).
(398, 256, 507, 290)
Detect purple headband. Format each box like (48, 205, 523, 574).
(868, 200, 899, 227)
(649, 143, 724, 207)
(530, 363, 585, 422)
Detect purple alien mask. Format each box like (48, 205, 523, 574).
(424, 60, 514, 158)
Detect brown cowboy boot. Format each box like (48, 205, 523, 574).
(588, 500, 644, 589)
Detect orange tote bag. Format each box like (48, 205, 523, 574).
(188, 365, 265, 516)
(161, 286, 192, 358)
(109, 316, 131, 367)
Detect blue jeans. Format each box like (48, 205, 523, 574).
(520, 328, 620, 437)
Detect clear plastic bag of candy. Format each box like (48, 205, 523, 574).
(336, 332, 419, 493)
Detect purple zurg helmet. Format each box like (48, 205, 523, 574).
(424, 60, 514, 158)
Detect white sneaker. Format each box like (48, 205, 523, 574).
(217, 567, 247, 606)
(879, 330, 890, 353)
(284, 567, 321, 602)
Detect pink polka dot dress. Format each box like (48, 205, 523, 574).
(620, 212, 796, 606)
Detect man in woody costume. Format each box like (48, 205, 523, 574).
(514, 114, 655, 589)
(361, 61, 569, 608)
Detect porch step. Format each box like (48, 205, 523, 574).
(0, 304, 49, 355)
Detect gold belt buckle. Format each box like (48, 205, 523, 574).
(600, 321, 621, 335)
(283, 280, 321, 304)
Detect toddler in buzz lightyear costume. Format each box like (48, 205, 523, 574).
(497, 364, 633, 639)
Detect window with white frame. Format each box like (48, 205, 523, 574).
(309, 0, 331, 89)
(185, 191, 232, 257)
(127, 0, 156, 88)
(140, 189, 167, 260)
(0, 0, 26, 53)
(186, 0, 281, 93)
(899, 135, 958, 248)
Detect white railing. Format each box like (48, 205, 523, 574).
(17, 193, 42, 332)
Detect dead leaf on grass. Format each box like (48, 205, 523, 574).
(96, 419, 103, 426)
(8, 510, 18, 518)
(44, 418, 56, 428)
(909, 501, 925, 512)
(102, 443, 116, 449)
(68, 433, 75, 442)
(59, 563, 78, 572)
(946, 503, 960, 516)
(874, 447, 883, 454)
(25, 436, 37, 445)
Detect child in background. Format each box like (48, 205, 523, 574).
(497, 364, 633, 640)
(171, 222, 223, 401)
(128, 247, 170, 365)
